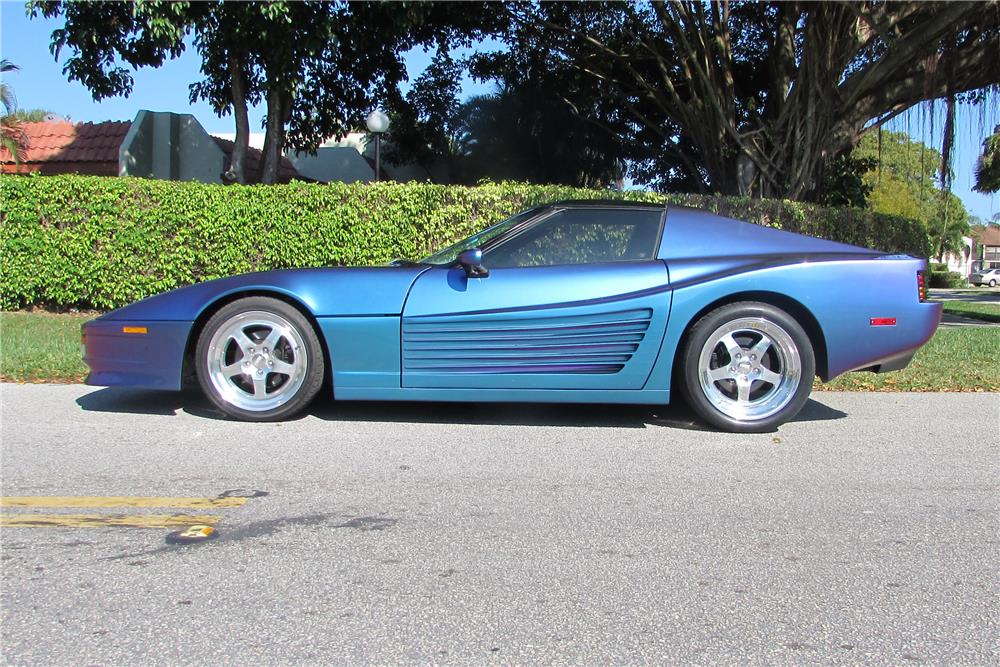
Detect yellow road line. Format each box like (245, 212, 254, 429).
(0, 496, 246, 509)
(0, 514, 222, 529)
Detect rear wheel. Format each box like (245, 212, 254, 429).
(195, 297, 325, 421)
(680, 302, 815, 433)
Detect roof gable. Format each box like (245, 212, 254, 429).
(974, 226, 1000, 246)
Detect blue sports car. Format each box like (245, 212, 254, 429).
(82, 201, 941, 432)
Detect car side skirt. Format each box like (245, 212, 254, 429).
(334, 386, 670, 405)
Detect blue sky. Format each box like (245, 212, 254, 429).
(2, 3, 996, 220)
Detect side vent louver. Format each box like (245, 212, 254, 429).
(402, 308, 653, 375)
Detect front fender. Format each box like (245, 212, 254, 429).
(84, 265, 430, 391)
(97, 266, 429, 322)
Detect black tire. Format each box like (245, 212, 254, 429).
(195, 297, 325, 421)
(679, 302, 815, 433)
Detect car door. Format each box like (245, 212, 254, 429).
(401, 207, 671, 390)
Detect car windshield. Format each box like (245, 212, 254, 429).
(418, 208, 543, 266)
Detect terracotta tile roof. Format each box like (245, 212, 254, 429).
(212, 136, 304, 184)
(973, 225, 1000, 247)
(0, 121, 131, 172)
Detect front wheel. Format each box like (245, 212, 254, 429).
(195, 297, 325, 421)
(680, 302, 815, 433)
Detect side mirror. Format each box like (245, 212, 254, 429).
(457, 248, 489, 278)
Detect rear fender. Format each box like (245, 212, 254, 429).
(645, 256, 940, 390)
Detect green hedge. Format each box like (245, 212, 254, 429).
(1, 174, 931, 310)
(928, 270, 967, 288)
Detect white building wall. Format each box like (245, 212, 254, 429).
(211, 131, 439, 184)
(288, 147, 376, 184)
(942, 235, 974, 276)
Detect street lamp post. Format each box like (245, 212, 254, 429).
(365, 110, 390, 182)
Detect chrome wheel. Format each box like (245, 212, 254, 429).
(204, 310, 308, 412)
(697, 317, 802, 422)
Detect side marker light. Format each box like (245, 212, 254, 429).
(870, 317, 897, 326)
(122, 326, 148, 334)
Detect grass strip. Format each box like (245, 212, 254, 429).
(1, 311, 90, 383)
(939, 301, 1000, 324)
(816, 325, 999, 392)
(1, 311, 998, 391)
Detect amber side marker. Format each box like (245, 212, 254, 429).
(122, 326, 148, 334)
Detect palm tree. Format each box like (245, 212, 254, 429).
(1, 60, 29, 163)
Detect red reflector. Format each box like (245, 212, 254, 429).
(870, 317, 897, 326)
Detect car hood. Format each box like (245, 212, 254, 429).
(99, 265, 430, 321)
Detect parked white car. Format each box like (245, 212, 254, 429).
(970, 268, 1000, 287)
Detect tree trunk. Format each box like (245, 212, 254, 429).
(227, 54, 249, 184)
(261, 82, 292, 185)
(260, 86, 282, 185)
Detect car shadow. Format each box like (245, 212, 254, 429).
(76, 387, 846, 431)
(76, 387, 219, 419)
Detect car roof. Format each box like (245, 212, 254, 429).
(545, 199, 666, 210)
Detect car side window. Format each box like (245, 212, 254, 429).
(483, 208, 662, 268)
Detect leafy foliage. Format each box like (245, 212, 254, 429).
(1, 59, 29, 163)
(480, 2, 999, 199)
(927, 268, 967, 288)
(0, 175, 930, 310)
(816, 154, 877, 209)
(451, 83, 626, 188)
(9, 109, 56, 122)
(853, 131, 971, 259)
(389, 41, 629, 189)
(383, 48, 465, 177)
(974, 124, 1000, 193)
(31, 1, 502, 183)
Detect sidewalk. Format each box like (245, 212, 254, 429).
(928, 288, 999, 327)
(938, 312, 1000, 327)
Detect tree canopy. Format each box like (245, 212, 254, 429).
(854, 131, 971, 259)
(974, 124, 1000, 194)
(486, 1, 999, 200)
(32, 1, 502, 183)
(28, 0, 1000, 204)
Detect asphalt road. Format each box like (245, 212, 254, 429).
(1, 384, 997, 666)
